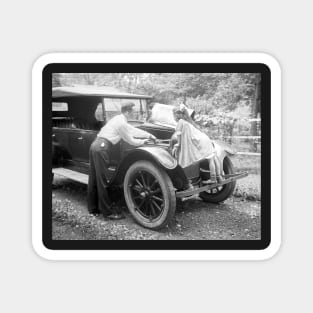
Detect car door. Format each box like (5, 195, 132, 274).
(68, 129, 97, 162)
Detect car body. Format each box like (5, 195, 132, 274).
(52, 86, 247, 229)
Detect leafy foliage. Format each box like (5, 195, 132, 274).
(53, 72, 259, 111)
(53, 72, 261, 150)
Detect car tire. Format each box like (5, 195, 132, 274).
(199, 156, 236, 203)
(123, 160, 176, 230)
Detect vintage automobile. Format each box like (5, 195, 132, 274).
(52, 86, 247, 229)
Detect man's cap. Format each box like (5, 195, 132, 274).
(121, 101, 135, 111)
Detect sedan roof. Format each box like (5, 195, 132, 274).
(52, 86, 152, 99)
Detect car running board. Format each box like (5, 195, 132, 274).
(52, 166, 117, 185)
(176, 172, 249, 198)
(52, 167, 89, 184)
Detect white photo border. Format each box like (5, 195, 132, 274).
(32, 53, 281, 260)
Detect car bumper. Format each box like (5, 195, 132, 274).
(175, 172, 248, 198)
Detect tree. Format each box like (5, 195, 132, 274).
(52, 72, 261, 119)
(52, 73, 62, 87)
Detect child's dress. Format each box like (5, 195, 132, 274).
(175, 119, 216, 168)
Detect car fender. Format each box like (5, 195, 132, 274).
(110, 146, 187, 188)
(213, 140, 237, 161)
(136, 146, 177, 169)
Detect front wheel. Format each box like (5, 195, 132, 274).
(123, 160, 176, 229)
(199, 156, 236, 203)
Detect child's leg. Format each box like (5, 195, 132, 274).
(219, 157, 224, 176)
(214, 156, 224, 183)
(208, 158, 217, 182)
(214, 156, 221, 176)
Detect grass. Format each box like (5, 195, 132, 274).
(231, 154, 261, 200)
(232, 154, 261, 174)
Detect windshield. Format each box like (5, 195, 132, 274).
(104, 98, 147, 122)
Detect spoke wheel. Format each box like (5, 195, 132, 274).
(124, 161, 176, 229)
(199, 156, 236, 203)
(131, 171, 164, 221)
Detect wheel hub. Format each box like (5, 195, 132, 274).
(140, 190, 150, 198)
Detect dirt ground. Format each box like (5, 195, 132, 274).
(52, 176, 261, 240)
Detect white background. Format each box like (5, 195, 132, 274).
(0, 0, 311, 312)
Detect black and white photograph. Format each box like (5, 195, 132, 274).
(50, 70, 265, 244)
(6, 0, 313, 310)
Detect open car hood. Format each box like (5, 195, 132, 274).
(148, 103, 195, 128)
(148, 103, 177, 127)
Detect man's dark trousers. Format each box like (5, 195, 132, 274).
(87, 137, 114, 216)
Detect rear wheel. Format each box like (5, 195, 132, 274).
(123, 160, 176, 229)
(199, 156, 236, 203)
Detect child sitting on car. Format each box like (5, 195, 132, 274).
(172, 105, 224, 185)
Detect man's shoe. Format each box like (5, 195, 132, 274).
(106, 213, 125, 220)
(88, 207, 100, 215)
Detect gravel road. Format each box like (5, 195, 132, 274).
(52, 176, 261, 240)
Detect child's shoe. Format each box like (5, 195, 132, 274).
(187, 180, 195, 191)
(202, 175, 217, 185)
(216, 175, 224, 184)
